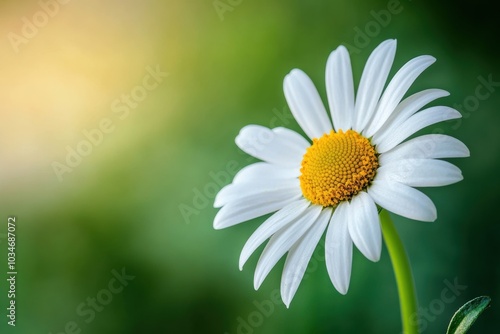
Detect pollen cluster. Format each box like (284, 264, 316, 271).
(299, 129, 378, 207)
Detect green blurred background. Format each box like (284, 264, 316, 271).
(1, 0, 499, 333)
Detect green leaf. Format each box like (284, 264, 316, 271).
(446, 296, 491, 334)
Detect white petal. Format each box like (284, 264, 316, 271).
(373, 89, 449, 145)
(353, 39, 397, 133)
(235, 125, 307, 168)
(364, 55, 436, 137)
(325, 202, 353, 295)
(376, 159, 463, 187)
(214, 179, 299, 208)
(326, 45, 354, 131)
(239, 199, 310, 270)
(379, 134, 470, 165)
(281, 208, 332, 307)
(347, 192, 381, 262)
(213, 189, 302, 229)
(367, 180, 437, 222)
(376, 106, 462, 153)
(284, 69, 333, 139)
(254, 205, 322, 290)
(272, 127, 311, 150)
(233, 162, 300, 185)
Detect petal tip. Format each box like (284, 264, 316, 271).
(337, 44, 348, 53)
(382, 38, 396, 44)
(238, 256, 246, 271)
(463, 146, 471, 157)
(213, 212, 226, 230)
(424, 55, 437, 64)
(369, 253, 381, 263)
(428, 210, 438, 222)
(337, 284, 349, 295)
(332, 275, 350, 295)
(253, 272, 264, 290)
(385, 38, 397, 49)
(213, 197, 222, 208)
(280, 289, 291, 308)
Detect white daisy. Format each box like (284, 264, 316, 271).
(213, 39, 469, 307)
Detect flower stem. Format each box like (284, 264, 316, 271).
(380, 209, 418, 334)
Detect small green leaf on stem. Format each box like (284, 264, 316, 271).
(446, 296, 491, 334)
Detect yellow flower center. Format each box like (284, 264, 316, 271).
(299, 129, 378, 207)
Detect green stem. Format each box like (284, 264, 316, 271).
(380, 209, 419, 334)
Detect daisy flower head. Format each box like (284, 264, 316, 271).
(213, 39, 469, 307)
